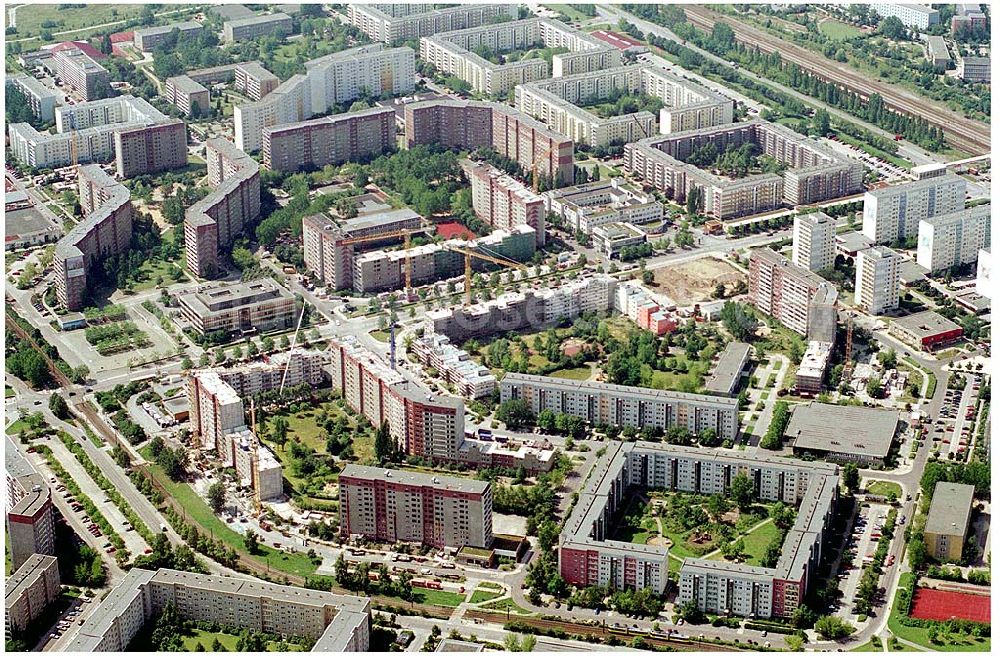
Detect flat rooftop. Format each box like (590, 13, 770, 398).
(704, 342, 751, 395)
(5, 206, 56, 239)
(226, 12, 291, 28)
(786, 402, 899, 459)
(925, 481, 975, 536)
(179, 278, 293, 314)
(340, 464, 488, 495)
(892, 310, 963, 339)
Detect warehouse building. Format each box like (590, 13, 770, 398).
(787, 402, 900, 466)
(889, 310, 964, 351)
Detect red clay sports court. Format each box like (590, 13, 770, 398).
(910, 588, 990, 623)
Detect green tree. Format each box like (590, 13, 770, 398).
(48, 393, 71, 420)
(208, 482, 226, 514)
(244, 530, 259, 554)
(730, 471, 754, 510)
(496, 398, 535, 430)
(815, 615, 853, 640)
(842, 463, 860, 494)
(374, 420, 397, 464)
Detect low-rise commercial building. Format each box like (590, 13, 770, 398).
(956, 55, 990, 83)
(916, 204, 990, 273)
(53, 46, 110, 100)
(410, 333, 497, 399)
(235, 45, 414, 152)
(405, 99, 574, 188)
(163, 75, 210, 117)
(262, 107, 395, 172)
(9, 96, 185, 175)
(545, 177, 663, 235)
(787, 402, 899, 466)
(925, 35, 951, 71)
(234, 61, 280, 100)
(923, 482, 974, 562)
(748, 248, 838, 341)
(515, 64, 732, 146)
(346, 4, 517, 44)
(427, 275, 617, 342)
(178, 278, 296, 336)
(501, 372, 740, 440)
(184, 138, 261, 278)
(54, 165, 132, 310)
(419, 18, 619, 95)
(592, 222, 646, 259)
(704, 341, 752, 397)
(6, 75, 58, 123)
(862, 173, 966, 245)
(339, 465, 493, 550)
(133, 21, 203, 51)
(223, 12, 293, 42)
(463, 159, 546, 246)
(855, 246, 901, 315)
(5, 437, 56, 571)
(889, 310, 963, 351)
(5, 554, 60, 638)
(626, 121, 862, 219)
(66, 569, 370, 651)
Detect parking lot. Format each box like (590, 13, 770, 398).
(836, 502, 891, 618)
(934, 374, 982, 459)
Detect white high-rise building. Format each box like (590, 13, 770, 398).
(861, 173, 965, 245)
(976, 249, 991, 299)
(916, 204, 991, 272)
(855, 246, 901, 315)
(792, 211, 836, 272)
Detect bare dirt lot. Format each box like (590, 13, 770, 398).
(649, 257, 744, 306)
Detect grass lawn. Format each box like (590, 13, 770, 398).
(548, 366, 592, 380)
(470, 588, 505, 604)
(866, 481, 902, 498)
(818, 19, 862, 41)
(886, 573, 990, 652)
(180, 629, 239, 652)
(545, 4, 593, 21)
(850, 637, 884, 651)
(141, 449, 318, 579)
(369, 330, 390, 343)
(706, 519, 781, 567)
(6, 419, 32, 436)
(413, 587, 467, 608)
(481, 597, 532, 615)
(10, 4, 147, 41)
(269, 401, 372, 464)
(5, 386, 14, 398)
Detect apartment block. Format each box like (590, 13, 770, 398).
(6, 75, 58, 123)
(328, 337, 465, 461)
(223, 12, 293, 42)
(419, 18, 619, 95)
(870, 3, 940, 29)
(184, 138, 261, 278)
(346, 4, 517, 44)
(263, 107, 395, 172)
(426, 275, 617, 342)
(133, 21, 203, 51)
(463, 159, 546, 246)
(177, 278, 296, 336)
(626, 121, 862, 219)
(302, 208, 422, 290)
(614, 282, 677, 336)
(861, 173, 966, 244)
(855, 246, 901, 315)
(748, 248, 838, 341)
(67, 569, 370, 652)
(8, 95, 183, 172)
(54, 165, 132, 310)
(792, 211, 836, 273)
(5, 437, 56, 572)
(410, 333, 497, 399)
(795, 341, 834, 394)
(53, 47, 110, 100)
(560, 441, 838, 619)
(405, 99, 574, 187)
(916, 204, 991, 272)
(923, 482, 974, 562)
(514, 65, 732, 147)
(952, 5, 987, 36)
(235, 45, 414, 152)
(228, 427, 284, 501)
(188, 371, 246, 456)
(545, 177, 663, 235)
(501, 372, 739, 440)
(339, 465, 493, 549)
(164, 75, 210, 117)
(234, 61, 280, 100)
(5, 554, 60, 638)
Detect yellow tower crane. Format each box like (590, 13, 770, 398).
(445, 245, 528, 305)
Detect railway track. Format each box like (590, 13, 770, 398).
(682, 6, 990, 155)
(465, 610, 748, 651)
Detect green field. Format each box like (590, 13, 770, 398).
(545, 4, 594, 21)
(5, 419, 32, 436)
(141, 449, 318, 579)
(413, 587, 467, 608)
(470, 587, 506, 604)
(369, 330, 390, 343)
(818, 19, 862, 41)
(9, 4, 146, 40)
(866, 481, 902, 499)
(5, 386, 15, 398)
(548, 366, 592, 380)
(706, 519, 781, 567)
(481, 597, 532, 615)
